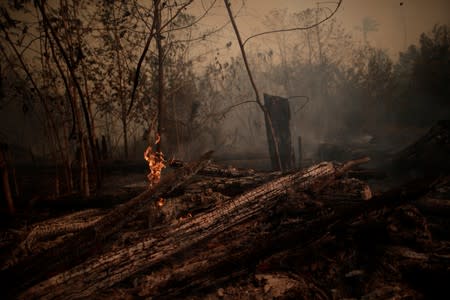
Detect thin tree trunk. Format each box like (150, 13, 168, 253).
(155, 0, 164, 153)
(223, 0, 282, 171)
(0, 147, 14, 214)
(36, 1, 101, 188)
(62, 124, 74, 193)
(315, 3, 323, 64)
(122, 119, 128, 158)
(80, 135, 89, 198)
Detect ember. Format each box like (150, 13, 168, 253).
(144, 135, 165, 187)
(156, 197, 164, 207)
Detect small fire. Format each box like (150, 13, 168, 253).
(156, 197, 165, 207)
(144, 134, 165, 187)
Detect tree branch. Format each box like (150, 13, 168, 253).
(242, 0, 342, 47)
(223, 0, 282, 170)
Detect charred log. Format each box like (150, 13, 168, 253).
(0, 151, 213, 297)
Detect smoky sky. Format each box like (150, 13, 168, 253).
(200, 0, 450, 57)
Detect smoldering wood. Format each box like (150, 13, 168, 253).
(0, 151, 214, 296)
(16, 159, 375, 299)
(2, 146, 449, 299)
(20, 168, 437, 300)
(18, 162, 336, 299)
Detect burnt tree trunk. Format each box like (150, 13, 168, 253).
(264, 93, 294, 171)
(0, 144, 14, 214)
(1, 152, 214, 297)
(19, 162, 339, 299)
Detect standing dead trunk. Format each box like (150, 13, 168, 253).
(62, 127, 74, 194)
(0, 144, 14, 214)
(224, 0, 282, 171)
(122, 118, 128, 158)
(155, 0, 164, 154)
(80, 136, 89, 198)
(264, 94, 294, 171)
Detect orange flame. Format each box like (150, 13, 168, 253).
(156, 197, 165, 207)
(144, 134, 165, 187)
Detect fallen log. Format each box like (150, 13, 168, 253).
(104, 177, 432, 299)
(19, 161, 340, 299)
(315, 177, 372, 202)
(169, 159, 260, 178)
(20, 159, 376, 299)
(1, 151, 213, 297)
(184, 172, 279, 197)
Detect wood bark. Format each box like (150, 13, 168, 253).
(16, 158, 376, 299)
(1, 151, 213, 297)
(19, 162, 339, 299)
(2, 157, 443, 299)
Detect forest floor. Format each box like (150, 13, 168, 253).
(0, 121, 449, 299)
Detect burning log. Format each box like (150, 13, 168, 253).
(0, 151, 213, 297)
(144, 134, 165, 187)
(17, 160, 373, 299)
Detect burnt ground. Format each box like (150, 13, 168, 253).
(0, 121, 449, 299)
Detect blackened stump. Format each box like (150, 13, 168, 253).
(264, 93, 294, 171)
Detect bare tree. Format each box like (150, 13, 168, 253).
(223, 0, 342, 171)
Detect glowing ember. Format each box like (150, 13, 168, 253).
(144, 134, 165, 187)
(156, 197, 165, 207)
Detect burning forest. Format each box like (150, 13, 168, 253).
(1, 0, 450, 299)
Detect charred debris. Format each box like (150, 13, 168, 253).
(0, 120, 449, 299)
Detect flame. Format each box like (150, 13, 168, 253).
(156, 197, 165, 207)
(144, 134, 165, 187)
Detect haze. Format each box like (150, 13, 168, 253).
(200, 0, 450, 58)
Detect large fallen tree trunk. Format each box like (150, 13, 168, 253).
(1, 151, 213, 296)
(143, 178, 438, 299)
(19, 161, 349, 299)
(20, 162, 439, 300)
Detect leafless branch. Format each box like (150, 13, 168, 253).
(224, 0, 282, 170)
(288, 95, 310, 113)
(126, 12, 157, 116)
(161, 0, 217, 35)
(212, 100, 257, 119)
(242, 0, 342, 47)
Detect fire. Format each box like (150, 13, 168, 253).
(144, 134, 165, 187)
(156, 197, 165, 207)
